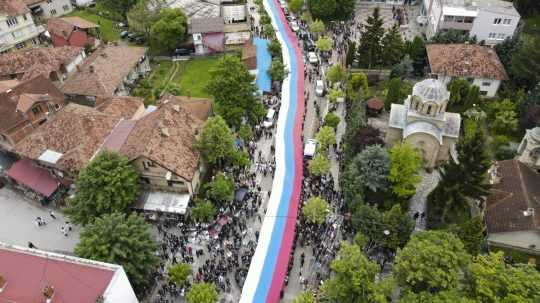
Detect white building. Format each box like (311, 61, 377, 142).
(25, 0, 74, 18)
(0, 242, 139, 302)
(517, 127, 540, 170)
(421, 0, 520, 45)
(426, 43, 508, 97)
(0, 0, 44, 53)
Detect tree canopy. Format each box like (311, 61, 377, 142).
(127, 0, 164, 37)
(268, 59, 288, 82)
(381, 25, 404, 66)
(327, 65, 347, 84)
(308, 154, 331, 176)
(75, 213, 159, 290)
(196, 116, 237, 167)
(357, 7, 385, 68)
(66, 151, 139, 225)
(191, 199, 217, 223)
(293, 291, 319, 303)
(288, 0, 304, 14)
(205, 173, 234, 204)
(510, 35, 540, 89)
(388, 143, 422, 200)
(350, 145, 390, 193)
(316, 36, 333, 52)
(302, 196, 330, 224)
(309, 19, 325, 35)
(98, 0, 137, 19)
(321, 242, 391, 303)
(186, 282, 219, 303)
(316, 126, 337, 151)
(324, 112, 341, 129)
(150, 8, 188, 52)
(394, 231, 470, 294)
(207, 55, 265, 127)
(168, 263, 191, 287)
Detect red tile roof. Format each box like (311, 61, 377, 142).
(426, 44, 508, 80)
(0, 243, 116, 302)
(7, 158, 58, 196)
(48, 17, 98, 40)
(0, 0, 28, 16)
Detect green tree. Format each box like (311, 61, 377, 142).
(316, 126, 337, 150)
(238, 124, 253, 142)
(150, 8, 188, 52)
(388, 143, 422, 200)
(205, 173, 234, 204)
(289, 0, 304, 14)
(381, 25, 405, 66)
(430, 29, 472, 44)
(400, 290, 474, 303)
(348, 72, 369, 96)
(492, 109, 518, 135)
(405, 36, 427, 76)
(309, 0, 336, 21)
(168, 263, 191, 287)
(324, 112, 341, 129)
(75, 213, 159, 289)
(328, 88, 345, 103)
(302, 196, 330, 224)
(293, 291, 319, 303)
(352, 204, 384, 244)
(196, 116, 236, 167)
(316, 36, 333, 52)
(191, 199, 217, 222)
(207, 55, 264, 127)
(449, 216, 485, 256)
(427, 120, 490, 227)
(98, 0, 137, 19)
(448, 78, 479, 113)
(385, 77, 403, 109)
(66, 151, 139, 225)
(309, 19, 325, 36)
(327, 65, 347, 84)
(186, 282, 219, 303)
(357, 7, 385, 68)
(466, 252, 540, 302)
(511, 35, 540, 89)
(346, 41, 356, 67)
(267, 38, 281, 58)
(308, 154, 331, 176)
(382, 204, 415, 250)
(394, 231, 470, 294)
(391, 54, 414, 78)
(268, 59, 288, 82)
(351, 145, 390, 193)
(127, 0, 163, 37)
(321, 242, 392, 303)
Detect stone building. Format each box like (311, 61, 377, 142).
(517, 127, 540, 170)
(386, 79, 461, 168)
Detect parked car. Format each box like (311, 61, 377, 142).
(304, 139, 317, 159)
(133, 36, 146, 44)
(120, 31, 129, 39)
(174, 48, 191, 56)
(279, 0, 287, 8)
(304, 39, 315, 52)
(263, 108, 276, 128)
(315, 80, 325, 96)
(308, 52, 318, 65)
(290, 21, 300, 32)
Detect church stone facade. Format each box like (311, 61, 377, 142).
(517, 127, 540, 170)
(385, 79, 461, 169)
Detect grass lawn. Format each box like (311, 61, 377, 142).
(149, 61, 174, 88)
(173, 56, 223, 98)
(67, 9, 120, 42)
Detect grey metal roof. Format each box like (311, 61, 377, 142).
(188, 17, 225, 34)
(442, 112, 462, 138)
(403, 121, 444, 144)
(412, 79, 450, 105)
(388, 104, 407, 129)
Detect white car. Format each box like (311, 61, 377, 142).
(308, 52, 318, 65)
(263, 108, 276, 128)
(304, 139, 317, 159)
(279, 0, 287, 7)
(290, 21, 300, 32)
(315, 80, 325, 96)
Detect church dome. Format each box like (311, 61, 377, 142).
(412, 79, 450, 105)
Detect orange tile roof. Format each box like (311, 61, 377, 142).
(0, 0, 28, 16)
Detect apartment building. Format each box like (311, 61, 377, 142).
(0, 0, 44, 52)
(25, 0, 74, 19)
(421, 0, 520, 45)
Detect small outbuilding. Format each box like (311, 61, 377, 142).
(366, 97, 384, 116)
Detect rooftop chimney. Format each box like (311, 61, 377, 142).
(89, 65, 94, 73)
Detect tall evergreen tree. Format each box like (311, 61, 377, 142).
(427, 120, 491, 227)
(511, 35, 540, 89)
(381, 25, 405, 66)
(357, 7, 385, 68)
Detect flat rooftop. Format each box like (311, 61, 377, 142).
(440, 0, 520, 15)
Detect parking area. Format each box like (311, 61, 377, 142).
(0, 187, 79, 254)
(355, 4, 424, 41)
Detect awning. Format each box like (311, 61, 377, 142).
(235, 187, 249, 202)
(134, 191, 190, 214)
(7, 158, 58, 197)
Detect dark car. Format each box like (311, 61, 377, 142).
(304, 39, 315, 52)
(173, 48, 192, 56)
(127, 33, 139, 41)
(133, 36, 146, 44)
(120, 30, 129, 39)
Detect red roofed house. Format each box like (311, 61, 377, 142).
(0, 242, 138, 303)
(47, 16, 98, 47)
(426, 43, 508, 98)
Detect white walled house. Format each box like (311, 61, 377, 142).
(25, 0, 74, 18)
(0, 0, 44, 53)
(421, 0, 520, 46)
(426, 43, 508, 97)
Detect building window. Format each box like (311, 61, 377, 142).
(464, 17, 474, 23)
(488, 32, 497, 39)
(444, 15, 454, 22)
(50, 9, 57, 15)
(480, 91, 488, 96)
(15, 42, 25, 49)
(454, 16, 464, 23)
(503, 18, 511, 25)
(6, 17, 18, 27)
(32, 106, 42, 115)
(22, 14, 27, 21)
(493, 18, 502, 24)
(482, 81, 491, 86)
(167, 180, 184, 187)
(63, 4, 70, 11)
(141, 177, 150, 184)
(497, 33, 506, 40)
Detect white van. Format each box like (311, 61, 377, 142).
(263, 108, 276, 128)
(315, 80, 325, 96)
(304, 139, 317, 159)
